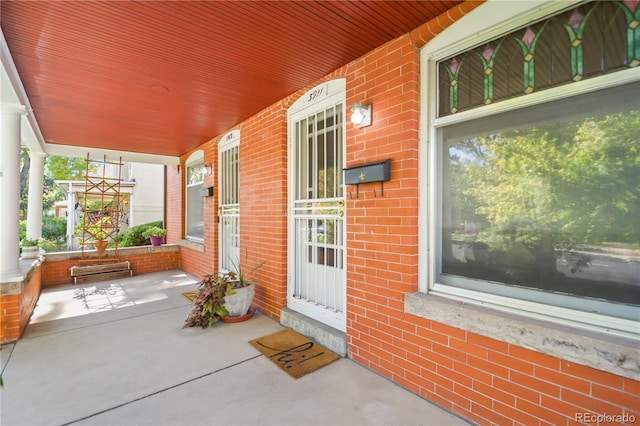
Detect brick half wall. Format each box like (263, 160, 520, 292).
(1, 258, 43, 343)
(42, 245, 180, 286)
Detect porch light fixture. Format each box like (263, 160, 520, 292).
(201, 164, 212, 175)
(350, 102, 372, 127)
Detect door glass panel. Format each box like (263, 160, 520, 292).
(292, 103, 345, 313)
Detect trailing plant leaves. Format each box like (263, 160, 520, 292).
(183, 272, 234, 328)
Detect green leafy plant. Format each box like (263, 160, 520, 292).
(41, 217, 67, 241)
(20, 238, 40, 247)
(76, 216, 111, 241)
(142, 226, 167, 238)
(183, 272, 238, 328)
(229, 254, 267, 288)
(116, 221, 163, 247)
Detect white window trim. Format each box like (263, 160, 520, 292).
(185, 150, 205, 243)
(417, 0, 640, 340)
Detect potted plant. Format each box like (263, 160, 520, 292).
(182, 257, 267, 328)
(77, 217, 111, 252)
(20, 238, 41, 259)
(142, 226, 167, 246)
(223, 256, 267, 318)
(183, 272, 234, 328)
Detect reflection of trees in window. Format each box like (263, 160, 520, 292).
(186, 163, 204, 240)
(298, 105, 342, 201)
(444, 110, 640, 303)
(188, 166, 203, 186)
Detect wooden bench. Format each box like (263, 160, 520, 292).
(70, 261, 133, 284)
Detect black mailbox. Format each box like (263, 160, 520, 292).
(343, 159, 390, 198)
(200, 186, 214, 197)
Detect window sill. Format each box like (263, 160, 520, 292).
(178, 239, 205, 252)
(404, 292, 639, 381)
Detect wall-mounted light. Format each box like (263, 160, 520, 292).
(350, 102, 372, 127)
(201, 164, 212, 175)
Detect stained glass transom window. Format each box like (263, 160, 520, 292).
(438, 0, 639, 117)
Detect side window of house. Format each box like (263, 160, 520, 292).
(185, 151, 204, 241)
(429, 0, 639, 336)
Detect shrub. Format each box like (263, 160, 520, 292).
(116, 221, 163, 247)
(142, 226, 167, 238)
(42, 217, 67, 241)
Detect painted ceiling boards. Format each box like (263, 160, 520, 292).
(2, 1, 460, 157)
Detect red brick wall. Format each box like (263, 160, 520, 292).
(0, 294, 20, 343)
(179, 246, 213, 281)
(350, 311, 640, 425)
(162, 1, 639, 424)
(238, 103, 289, 321)
(173, 105, 290, 320)
(165, 164, 182, 245)
(170, 144, 217, 280)
(0, 261, 42, 343)
(42, 246, 180, 286)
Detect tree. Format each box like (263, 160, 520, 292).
(446, 109, 639, 294)
(46, 155, 93, 180)
(19, 152, 97, 219)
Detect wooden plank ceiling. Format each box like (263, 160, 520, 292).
(2, 1, 460, 157)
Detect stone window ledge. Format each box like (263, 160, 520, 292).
(179, 239, 205, 252)
(405, 292, 639, 381)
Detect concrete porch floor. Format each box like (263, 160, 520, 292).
(0, 270, 467, 426)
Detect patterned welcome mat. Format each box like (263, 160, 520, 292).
(249, 329, 340, 379)
(182, 291, 198, 302)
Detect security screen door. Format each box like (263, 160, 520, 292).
(288, 81, 346, 332)
(219, 130, 240, 272)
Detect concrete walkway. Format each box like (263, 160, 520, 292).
(1, 270, 467, 426)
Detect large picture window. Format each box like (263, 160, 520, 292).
(437, 83, 639, 320)
(426, 0, 640, 336)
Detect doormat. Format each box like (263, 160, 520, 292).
(182, 291, 198, 302)
(249, 329, 340, 379)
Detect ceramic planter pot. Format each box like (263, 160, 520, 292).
(223, 282, 255, 317)
(150, 235, 163, 246)
(21, 246, 40, 259)
(93, 240, 108, 252)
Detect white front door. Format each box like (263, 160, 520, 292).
(219, 130, 240, 271)
(288, 80, 346, 332)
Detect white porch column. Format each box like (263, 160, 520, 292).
(0, 105, 26, 279)
(26, 151, 46, 240)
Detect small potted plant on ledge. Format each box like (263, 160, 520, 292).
(142, 226, 167, 246)
(20, 238, 41, 259)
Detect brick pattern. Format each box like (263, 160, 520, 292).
(163, 2, 639, 424)
(350, 314, 640, 425)
(165, 164, 182, 245)
(179, 247, 213, 280)
(409, 0, 486, 47)
(238, 104, 288, 322)
(42, 249, 180, 286)
(0, 294, 20, 342)
(0, 264, 42, 343)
